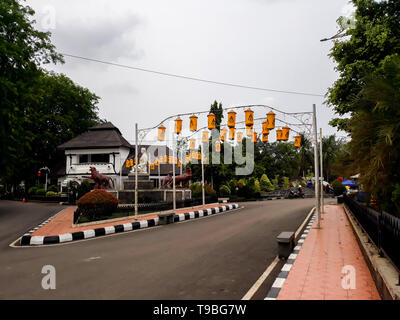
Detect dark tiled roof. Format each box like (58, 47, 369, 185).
(58, 122, 131, 150)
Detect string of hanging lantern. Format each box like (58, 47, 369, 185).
(133, 103, 321, 224)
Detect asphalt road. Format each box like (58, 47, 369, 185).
(0, 198, 314, 299)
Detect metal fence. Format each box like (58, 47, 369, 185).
(344, 194, 400, 270)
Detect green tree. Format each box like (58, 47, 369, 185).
(348, 54, 400, 214)
(0, 0, 63, 184)
(260, 174, 273, 192)
(327, 0, 400, 131)
(0, 1, 101, 188)
(209, 101, 224, 130)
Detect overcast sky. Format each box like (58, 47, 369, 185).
(26, 0, 352, 144)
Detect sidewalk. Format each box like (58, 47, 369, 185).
(30, 203, 232, 237)
(274, 204, 380, 300)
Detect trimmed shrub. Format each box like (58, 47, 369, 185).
(46, 191, 57, 197)
(28, 186, 38, 195)
(282, 176, 290, 189)
(35, 188, 46, 196)
(260, 174, 273, 192)
(77, 189, 118, 220)
(219, 185, 231, 197)
(77, 179, 92, 199)
(332, 180, 346, 196)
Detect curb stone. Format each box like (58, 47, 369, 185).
(20, 204, 239, 246)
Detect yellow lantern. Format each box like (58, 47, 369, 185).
(252, 131, 258, 143)
(262, 120, 268, 133)
(276, 128, 283, 141)
(262, 132, 269, 143)
(158, 125, 166, 141)
(236, 131, 243, 143)
(221, 127, 228, 141)
(150, 163, 155, 170)
(267, 111, 276, 130)
(282, 126, 290, 141)
(294, 135, 301, 148)
(246, 126, 253, 137)
(215, 141, 221, 153)
(229, 127, 235, 140)
(125, 160, 130, 168)
(175, 117, 182, 134)
(202, 131, 209, 143)
(155, 160, 159, 166)
(227, 110, 237, 128)
(189, 114, 198, 132)
(208, 113, 216, 130)
(189, 138, 196, 150)
(245, 108, 254, 127)
(130, 159, 134, 167)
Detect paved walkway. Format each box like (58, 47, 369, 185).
(277, 204, 380, 300)
(31, 203, 231, 237)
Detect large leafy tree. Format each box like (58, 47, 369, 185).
(327, 0, 400, 131)
(348, 54, 400, 214)
(0, 1, 101, 188)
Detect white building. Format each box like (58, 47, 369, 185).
(57, 122, 178, 190)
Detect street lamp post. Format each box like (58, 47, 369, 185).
(135, 123, 139, 218)
(312, 104, 321, 228)
(201, 143, 205, 207)
(320, 128, 324, 215)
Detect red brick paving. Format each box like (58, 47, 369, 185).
(31, 203, 234, 237)
(277, 204, 380, 300)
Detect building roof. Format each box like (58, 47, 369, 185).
(58, 122, 131, 150)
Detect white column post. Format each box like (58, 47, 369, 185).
(313, 104, 321, 228)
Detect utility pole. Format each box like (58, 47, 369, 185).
(320, 128, 324, 215)
(135, 123, 138, 218)
(201, 143, 205, 207)
(172, 132, 176, 211)
(313, 104, 321, 228)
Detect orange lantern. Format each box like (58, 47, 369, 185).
(189, 138, 196, 150)
(189, 114, 198, 132)
(245, 108, 254, 127)
(282, 126, 290, 141)
(267, 111, 276, 130)
(229, 127, 235, 140)
(150, 163, 155, 170)
(294, 135, 301, 148)
(276, 128, 283, 141)
(158, 125, 166, 141)
(155, 160, 159, 166)
(175, 117, 182, 134)
(252, 131, 258, 143)
(246, 126, 253, 137)
(202, 131, 209, 143)
(262, 121, 270, 134)
(130, 159, 134, 167)
(262, 132, 269, 143)
(125, 160, 130, 168)
(215, 141, 221, 153)
(227, 110, 237, 128)
(208, 113, 216, 130)
(236, 131, 243, 143)
(221, 127, 228, 141)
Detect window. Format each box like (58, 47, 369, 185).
(79, 155, 88, 163)
(91, 154, 109, 163)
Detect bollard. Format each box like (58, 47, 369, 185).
(276, 231, 295, 259)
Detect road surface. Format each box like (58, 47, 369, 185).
(0, 199, 314, 299)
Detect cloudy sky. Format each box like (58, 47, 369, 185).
(27, 0, 352, 144)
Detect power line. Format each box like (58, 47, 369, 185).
(60, 52, 325, 97)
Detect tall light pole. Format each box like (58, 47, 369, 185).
(172, 132, 176, 211)
(320, 128, 324, 215)
(134, 123, 138, 218)
(201, 142, 205, 207)
(312, 104, 321, 228)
